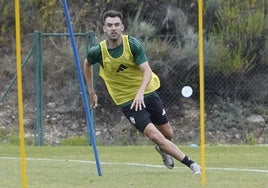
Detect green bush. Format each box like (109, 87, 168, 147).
(60, 136, 88, 146)
(0, 128, 34, 146)
(207, 0, 266, 75)
(246, 132, 256, 145)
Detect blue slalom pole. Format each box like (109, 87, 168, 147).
(61, 0, 102, 176)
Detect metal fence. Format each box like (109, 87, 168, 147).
(1, 31, 268, 145)
(1, 6, 268, 145)
(0, 32, 96, 145)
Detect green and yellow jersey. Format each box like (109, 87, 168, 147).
(87, 35, 160, 105)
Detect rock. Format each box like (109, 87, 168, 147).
(246, 115, 265, 124)
(47, 102, 56, 109)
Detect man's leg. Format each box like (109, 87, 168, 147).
(144, 123, 185, 161)
(154, 122, 174, 168)
(143, 123, 201, 174)
(156, 122, 174, 140)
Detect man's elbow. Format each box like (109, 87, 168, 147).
(84, 59, 92, 69)
(84, 59, 89, 66)
(146, 68, 152, 77)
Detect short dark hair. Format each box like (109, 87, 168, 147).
(102, 10, 123, 24)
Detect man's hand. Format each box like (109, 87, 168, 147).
(89, 92, 98, 108)
(130, 92, 146, 111)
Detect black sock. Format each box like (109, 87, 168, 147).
(181, 155, 194, 168)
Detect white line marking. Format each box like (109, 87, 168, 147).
(0, 157, 268, 173)
(207, 167, 268, 173)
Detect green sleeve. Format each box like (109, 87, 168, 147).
(129, 36, 148, 65)
(86, 44, 102, 66)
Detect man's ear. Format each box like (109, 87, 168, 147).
(121, 24, 125, 32)
(103, 25, 106, 32)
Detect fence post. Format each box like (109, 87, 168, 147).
(33, 31, 44, 146)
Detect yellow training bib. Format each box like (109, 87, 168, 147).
(99, 35, 160, 105)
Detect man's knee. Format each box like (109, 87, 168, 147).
(143, 124, 165, 143)
(157, 123, 174, 140)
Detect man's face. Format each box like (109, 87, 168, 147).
(103, 16, 124, 41)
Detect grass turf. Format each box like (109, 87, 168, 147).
(0, 145, 267, 188)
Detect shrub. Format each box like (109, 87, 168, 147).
(60, 136, 88, 146)
(207, 0, 266, 75)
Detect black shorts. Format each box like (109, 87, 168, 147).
(122, 92, 168, 132)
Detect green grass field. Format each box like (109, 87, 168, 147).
(0, 145, 267, 188)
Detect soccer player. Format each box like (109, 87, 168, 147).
(83, 10, 201, 174)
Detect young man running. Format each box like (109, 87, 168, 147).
(83, 10, 201, 174)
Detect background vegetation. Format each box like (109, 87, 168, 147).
(0, 0, 267, 145)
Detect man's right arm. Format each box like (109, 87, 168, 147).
(83, 59, 98, 108)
